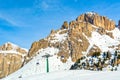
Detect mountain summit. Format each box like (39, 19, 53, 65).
(0, 42, 28, 52)
(77, 12, 115, 30)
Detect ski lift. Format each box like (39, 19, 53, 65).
(36, 62, 39, 65)
(61, 55, 65, 59)
(42, 53, 53, 73)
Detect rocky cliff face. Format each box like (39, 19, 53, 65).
(76, 12, 115, 31)
(0, 42, 28, 78)
(28, 12, 118, 63)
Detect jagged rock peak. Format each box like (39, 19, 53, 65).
(76, 12, 115, 30)
(0, 42, 28, 52)
(85, 11, 97, 15)
(61, 21, 69, 29)
(61, 12, 115, 31)
(5, 42, 17, 45)
(4, 42, 18, 48)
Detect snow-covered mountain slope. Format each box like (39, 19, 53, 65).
(2, 47, 74, 80)
(3, 66, 120, 80)
(85, 28, 120, 53)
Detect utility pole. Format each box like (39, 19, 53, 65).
(42, 53, 52, 73)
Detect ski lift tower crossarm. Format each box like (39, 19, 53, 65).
(42, 53, 53, 73)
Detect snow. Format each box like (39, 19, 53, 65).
(0, 50, 20, 54)
(50, 33, 68, 43)
(104, 28, 120, 42)
(3, 47, 74, 80)
(3, 69, 120, 80)
(0, 42, 28, 56)
(78, 39, 82, 42)
(112, 28, 120, 42)
(49, 29, 68, 43)
(5, 42, 28, 52)
(82, 27, 120, 55)
(91, 31, 119, 51)
(0, 50, 27, 57)
(91, 25, 98, 28)
(83, 30, 119, 53)
(6, 42, 18, 48)
(86, 12, 96, 15)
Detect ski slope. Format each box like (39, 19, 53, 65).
(3, 69, 120, 80)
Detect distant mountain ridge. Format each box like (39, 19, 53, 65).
(0, 42, 28, 78)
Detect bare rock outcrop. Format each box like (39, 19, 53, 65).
(87, 45, 101, 56)
(0, 42, 28, 78)
(28, 39, 49, 58)
(0, 54, 23, 78)
(61, 21, 69, 29)
(76, 12, 115, 31)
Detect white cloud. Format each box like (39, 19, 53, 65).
(35, 0, 49, 10)
(35, 0, 62, 11)
(0, 8, 35, 28)
(0, 14, 19, 27)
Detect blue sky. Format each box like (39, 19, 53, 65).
(0, 0, 120, 49)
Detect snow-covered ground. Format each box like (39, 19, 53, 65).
(3, 69, 120, 80)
